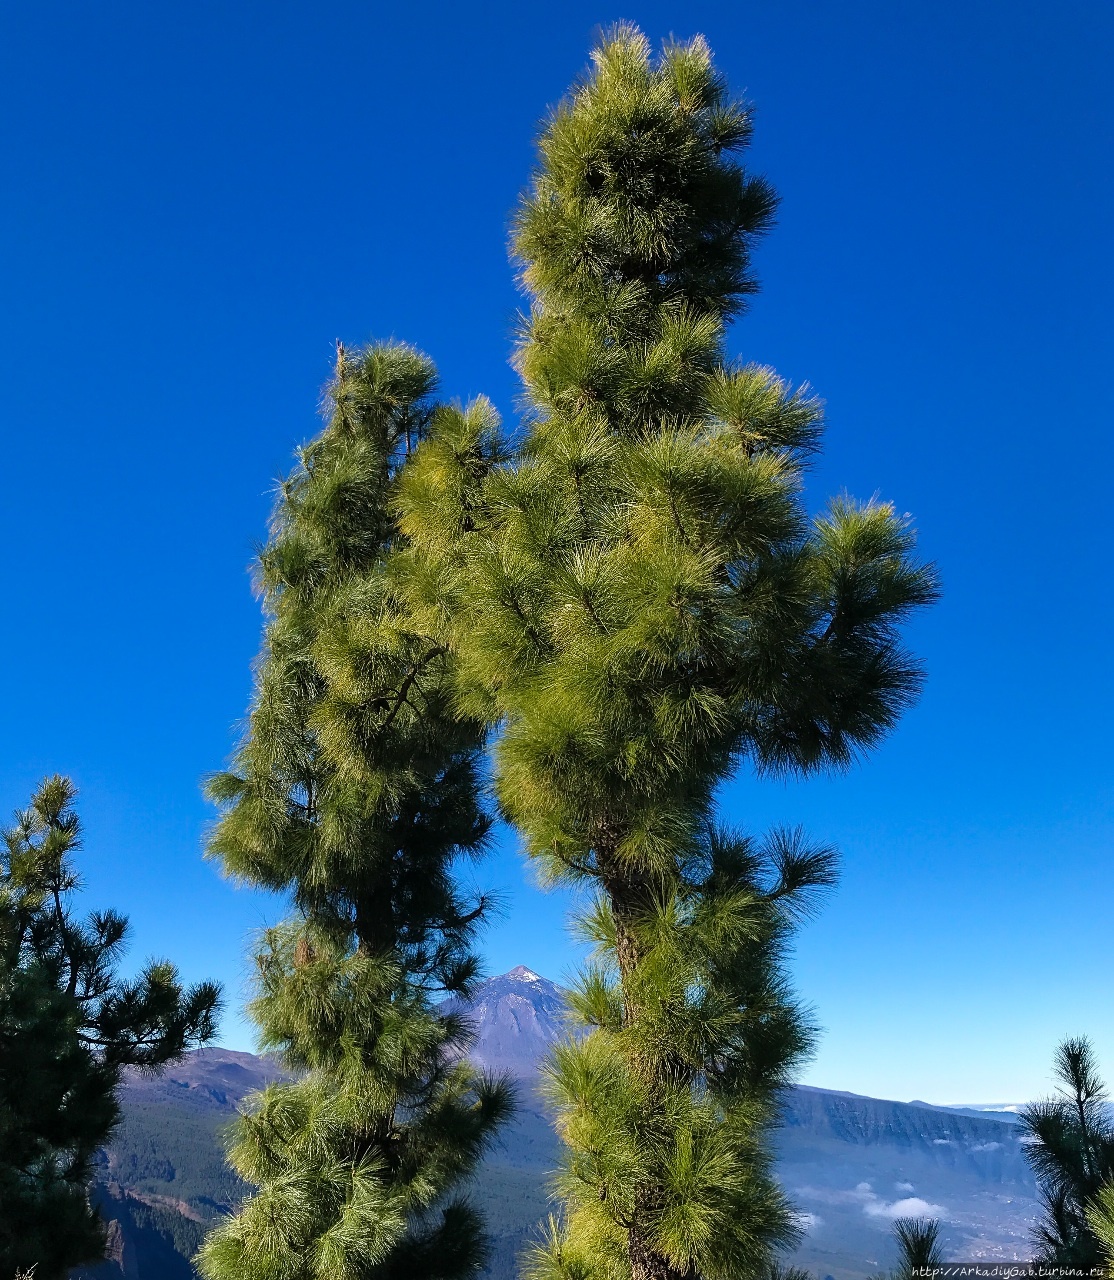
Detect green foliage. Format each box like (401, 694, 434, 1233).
(1022, 1037, 1114, 1268)
(520, 832, 835, 1280)
(0, 776, 220, 1280)
(398, 25, 935, 1280)
(199, 344, 512, 1280)
(1086, 1183, 1114, 1271)
(869, 1218, 943, 1280)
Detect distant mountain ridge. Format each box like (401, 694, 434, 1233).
(77, 967, 1041, 1280)
(910, 1099, 1024, 1124)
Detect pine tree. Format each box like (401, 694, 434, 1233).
(0, 775, 220, 1280)
(396, 27, 937, 1280)
(1021, 1037, 1114, 1268)
(197, 343, 512, 1280)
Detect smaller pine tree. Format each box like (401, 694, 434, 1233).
(198, 343, 512, 1280)
(0, 776, 221, 1280)
(1021, 1037, 1114, 1268)
(876, 1219, 943, 1279)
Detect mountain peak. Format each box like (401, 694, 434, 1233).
(442, 966, 567, 1076)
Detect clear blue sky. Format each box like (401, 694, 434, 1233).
(2, 1, 1111, 1104)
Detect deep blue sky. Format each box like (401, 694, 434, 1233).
(2, 1, 1111, 1103)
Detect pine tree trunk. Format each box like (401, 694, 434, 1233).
(596, 828, 649, 1028)
(598, 830, 690, 1280)
(629, 1229, 689, 1280)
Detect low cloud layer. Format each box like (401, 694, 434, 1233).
(855, 1181, 946, 1221)
(790, 1180, 948, 1225)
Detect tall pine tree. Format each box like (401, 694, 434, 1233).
(198, 344, 512, 1280)
(395, 28, 937, 1280)
(0, 775, 220, 1280)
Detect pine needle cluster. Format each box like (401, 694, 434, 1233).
(198, 344, 513, 1280)
(396, 27, 936, 1280)
(871, 1219, 944, 1280)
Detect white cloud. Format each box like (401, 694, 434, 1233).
(789, 1182, 948, 1225)
(932, 1138, 952, 1145)
(970, 1141, 1001, 1153)
(865, 1195, 946, 1221)
(794, 1212, 823, 1233)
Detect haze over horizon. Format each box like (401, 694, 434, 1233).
(2, 0, 1111, 1106)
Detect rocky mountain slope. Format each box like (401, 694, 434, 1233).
(74, 969, 1040, 1279)
(445, 964, 569, 1076)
